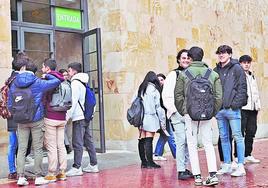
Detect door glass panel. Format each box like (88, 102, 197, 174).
(24, 31, 52, 76)
(22, 2, 51, 25)
(55, 31, 82, 70)
(25, 32, 50, 51)
(86, 34, 97, 52)
(11, 0, 18, 21)
(55, 0, 81, 9)
(88, 71, 98, 89)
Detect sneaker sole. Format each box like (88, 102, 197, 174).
(231, 173, 246, 177)
(194, 182, 203, 186)
(66, 173, 83, 177)
(83, 170, 100, 173)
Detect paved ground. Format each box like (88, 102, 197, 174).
(1, 138, 268, 187)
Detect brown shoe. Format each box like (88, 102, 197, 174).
(44, 174, 57, 183)
(8, 172, 17, 180)
(56, 171, 67, 181)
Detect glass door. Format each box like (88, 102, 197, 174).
(83, 28, 105, 153)
(21, 28, 53, 76)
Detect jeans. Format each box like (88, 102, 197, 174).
(72, 119, 97, 168)
(170, 112, 190, 172)
(154, 122, 176, 158)
(8, 131, 18, 173)
(216, 109, 245, 164)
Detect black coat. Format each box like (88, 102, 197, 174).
(214, 58, 248, 110)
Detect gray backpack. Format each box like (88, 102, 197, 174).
(185, 69, 215, 121)
(50, 81, 72, 111)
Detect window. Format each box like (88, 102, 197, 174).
(22, 1, 51, 25)
(11, 0, 18, 21)
(55, 0, 81, 10)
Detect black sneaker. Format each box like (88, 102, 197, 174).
(203, 175, 218, 186)
(194, 174, 203, 186)
(147, 161, 161, 168)
(185, 169, 194, 178)
(178, 171, 193, 180)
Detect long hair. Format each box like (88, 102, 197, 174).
(138, 71, 161, 96)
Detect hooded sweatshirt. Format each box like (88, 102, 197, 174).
(214, 58, 248, 110)
(67, 73, 89, 121)
(43, 71, 66, 120)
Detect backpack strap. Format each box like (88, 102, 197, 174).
(203, 69, 212, 80)
(173, 69, 180, 78)
(184, 70, 195, 81)
(72, 79, 86, 112)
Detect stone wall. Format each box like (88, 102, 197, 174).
(88, 0, 268, 150)
(0, 0, 12, 153)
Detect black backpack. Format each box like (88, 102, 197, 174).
(127, 95, 144, 128)
(11, 86, 37, 123)
(185, 69, 215, 121)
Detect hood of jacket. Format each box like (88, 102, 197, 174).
(48, 70, 64, 82)
(71, 72, 89, 83)
(216, 58, 239, 71)
(14, 71, 37, 88)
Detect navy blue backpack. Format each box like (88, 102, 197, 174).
(74, 79, 96, 122)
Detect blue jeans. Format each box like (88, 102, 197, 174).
(154, 122, 176, 158)
(216, 109, 245, 164)
(8, 131, 18, 173)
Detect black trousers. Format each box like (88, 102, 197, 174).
(218, 125, 233, 162)
(234, 110, 258, 157)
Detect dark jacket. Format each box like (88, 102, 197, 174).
(43, 71, 66, 121)
(8, 71, 61, 122)
(175, 61, 222, 116)
(214, 58, 248, 110)
(6, 71, 19, 132)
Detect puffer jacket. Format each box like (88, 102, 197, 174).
(174, 61, 222, 116)
(8, 71, 61, 122)
(67, 73, 89, 122)
(214, 58, 248, 110)
(242, 71, 261, 111)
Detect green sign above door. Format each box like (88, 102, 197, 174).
(55, 7, 81, 29)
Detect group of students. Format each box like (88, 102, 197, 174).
(5, 52, 99, 186)
(135, 45, 261, 186)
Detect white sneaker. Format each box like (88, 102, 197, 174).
(231, 164, 246, 177)
(153, 156, 167, 161)
(35, 177, 49, 185)
(216, 163, 232, 175)
(245, 156, 260, 163)
(231, 161, 238, 170)
(66, 167, 83, 177)
(17, 177, 29, 186)
(203, 175, 218, 186)
(83, 164, 100, 173)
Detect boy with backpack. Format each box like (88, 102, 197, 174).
(66, 62, 98, 177)
(41, 59, 71, 182)
(8, 60, 61, 186)
(0, 52, 28, 180)
(174, 46, 222, 186)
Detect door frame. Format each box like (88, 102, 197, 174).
(83, 28, 105, 153)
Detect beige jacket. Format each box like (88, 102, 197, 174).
(242, 72, 261, 111)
